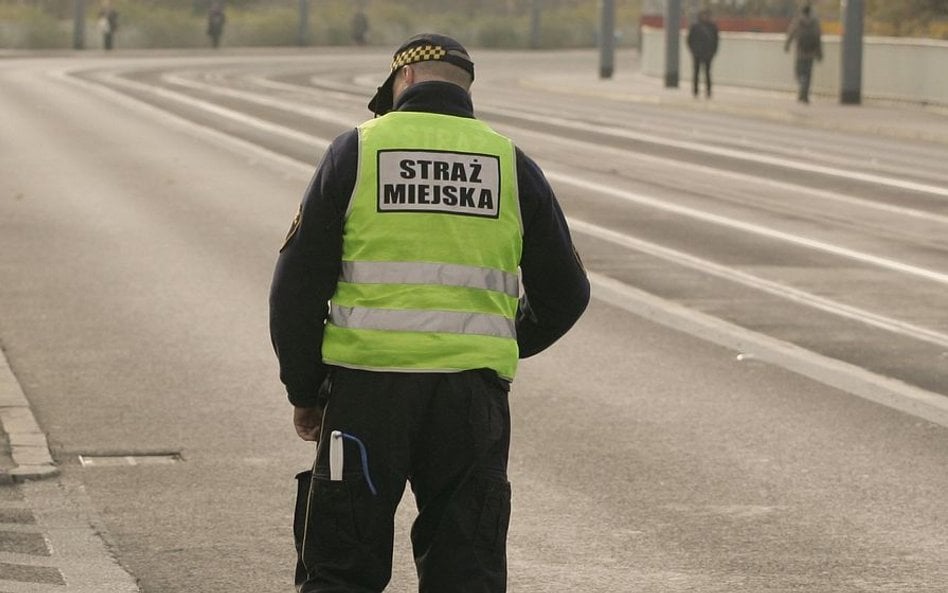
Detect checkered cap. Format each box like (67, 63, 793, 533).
(368, 33, 475, 116)
(392, 44, 448, 69)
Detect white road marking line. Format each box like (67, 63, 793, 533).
(161, 72, 358, 127)
(67, 68, 948, 287)
(551, 171, 948, 286)
(483, 104, 948, 198)
(590, 272, 948, 428)
(51, 64, 948, 427)
(569, 217, 948, 348)
(166, 70, 948, 225)
(504, 124, 948, 226)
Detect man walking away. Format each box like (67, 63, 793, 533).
(97, 1, 118, 51)
(207, 1, 226, 49)
(270, 33, 590, 593)
(785, 3, 823, 104)
(687, 9, 719, 98)
(351, 9, 369, 45)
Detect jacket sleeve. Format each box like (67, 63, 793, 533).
(785, 19, 797, 51)
(515, 148, 590, 358)
(269, 132, 357, 407)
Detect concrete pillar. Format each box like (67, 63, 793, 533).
(664, 0, 681, 87)
(600, 0, 616, 79)
(73, 0, 85, 50)
(840, 0, 864, 104)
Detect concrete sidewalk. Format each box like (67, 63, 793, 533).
(522, 66, 948, 147)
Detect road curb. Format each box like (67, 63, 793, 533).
(0, 347, 60, 483)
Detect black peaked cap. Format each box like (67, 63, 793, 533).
(368, 33, 475, 116)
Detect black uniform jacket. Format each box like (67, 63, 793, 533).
(687, 21, 719, 61)
(270, 81, 590, 407)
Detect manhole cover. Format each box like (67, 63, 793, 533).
(78, 453, 182, 467)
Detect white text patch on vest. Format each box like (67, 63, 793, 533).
(377, 150, 501, 218)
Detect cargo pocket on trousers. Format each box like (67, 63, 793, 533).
(474, 478, 511, 556)
(299, 475, 378, 568)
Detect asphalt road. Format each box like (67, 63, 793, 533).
(1, 48, 946, 592)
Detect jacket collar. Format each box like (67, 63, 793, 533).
(392, 81, 475, 118)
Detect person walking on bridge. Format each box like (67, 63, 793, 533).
(97, 1, 118, 51)
(207, 1, 226, 49)
(785, 3, 823, 104)
(270, 33, 590, 593)
(687, 8, 719, 98)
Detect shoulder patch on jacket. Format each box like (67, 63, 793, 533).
(280, 204, 302, 252)
(572, 244, 586, 272)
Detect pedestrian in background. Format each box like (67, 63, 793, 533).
(207, 1, 226, 49)
(784, 3, 823, 104)
(687, 8, 719, 98)
(97, 1, 118, 51)
(351, 9, 369, 45)
(270, 33, 590, 593)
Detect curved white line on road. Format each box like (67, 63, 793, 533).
(570, 218, 948, 349)
(91, 69, 948, 285)
(505, 124, 948, 226)
(552, 171, 948, 286)
(82, 68, 948, 286)
(94, 70, 333, 148)
(53, 64, 948, 427)
(484, 104, 948, 198)
(162, 72, 358, 127)
(590, 272, 948, 428)
(158, 71, 948, 226)
(51, 68, 318, 181)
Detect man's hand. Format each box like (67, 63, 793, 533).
(294, 405, 324, 442)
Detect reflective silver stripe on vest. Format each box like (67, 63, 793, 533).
(331, 306, 516, 339)
(340, 261, 519, 298)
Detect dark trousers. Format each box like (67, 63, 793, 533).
(295, 368, 512, 593)
(795, 58, 814, 102)
(692, 56, 712, 97)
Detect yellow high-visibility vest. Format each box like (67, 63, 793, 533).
(322, 111, 523, 379)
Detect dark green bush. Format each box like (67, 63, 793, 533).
(0, 0, 631, 50)
(229, 7, 298, 47)
(1, 0, 942, 50)
(476, 16, 526, 49)
(0, 5, 70, 49)
(114, 2, 206, 48)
